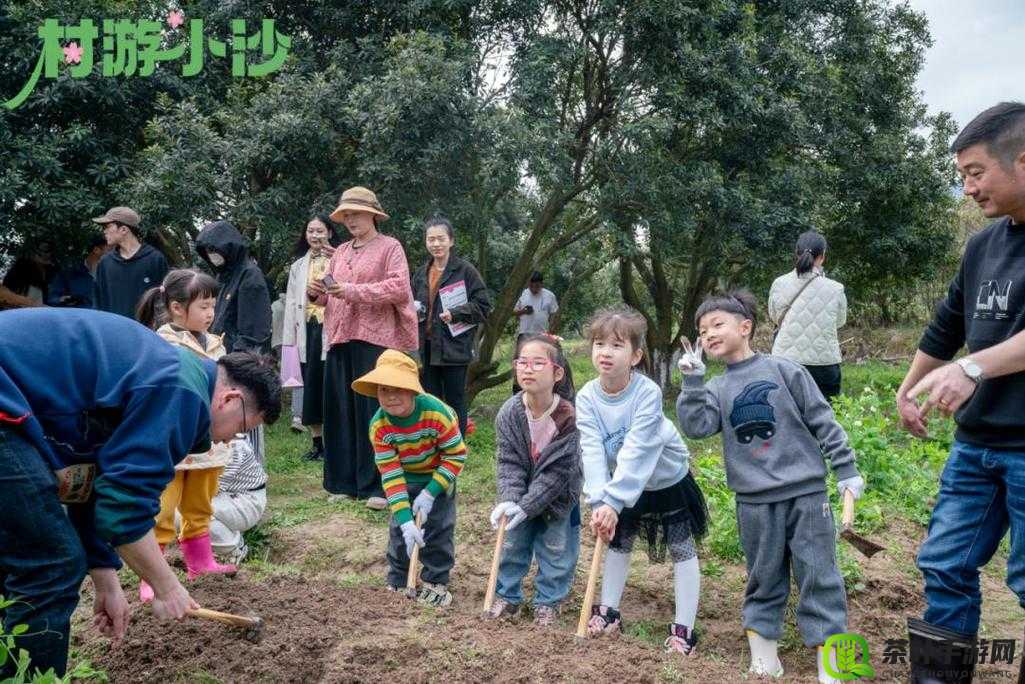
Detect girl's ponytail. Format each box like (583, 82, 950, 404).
(794, 230, 827, 276)
(135, 286, 167, 329)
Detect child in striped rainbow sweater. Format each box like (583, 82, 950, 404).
(352, 350, 467, 607)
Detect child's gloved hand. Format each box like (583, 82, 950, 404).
(412, 490, 435, 519)
(677, 337, 706, 376)
(837, 475, 866, 500)
(489, 501, 516, 529)
(400, 520, 424, 556)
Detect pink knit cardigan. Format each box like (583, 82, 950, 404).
(317, 234, 418, 353)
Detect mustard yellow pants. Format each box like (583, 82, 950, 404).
(154, 467, 223, 544)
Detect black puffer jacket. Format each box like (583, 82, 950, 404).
(411, 254, 492, 366)
(195, 221, 271, 353)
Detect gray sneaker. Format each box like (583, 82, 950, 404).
(534, 604, 559, 627)
(417, 582, 452, 607)
(365, 496, 388, 510)
(483, 597, 519, 620)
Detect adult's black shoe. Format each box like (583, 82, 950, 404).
(908, 617, 976, 684)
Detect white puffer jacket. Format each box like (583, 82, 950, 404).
(768, 268, 847, 366)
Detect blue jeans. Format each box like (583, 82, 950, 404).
(0, 427, 87, 678)
(916, 440, 1025, 635)
(496, 508, 581, 607)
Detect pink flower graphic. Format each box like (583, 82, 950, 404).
(167, 10, 185, 29)
(63, 42, 83, 64)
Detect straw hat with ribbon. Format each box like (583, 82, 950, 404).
(329, 186, 389, 223)
(351, 350, 424, 398)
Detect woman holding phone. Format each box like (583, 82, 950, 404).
(283, 213, 341, 461)
(307, 187, 418, 508)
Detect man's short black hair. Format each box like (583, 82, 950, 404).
(950, 101, 1025, 167)
(88, 234, 107, 251)
(218, 352, 282, 424)
(529, 271, 543, 283)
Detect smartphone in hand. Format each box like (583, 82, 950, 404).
(321, 274, 337, 288)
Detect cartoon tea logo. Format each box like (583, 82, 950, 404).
(823, 632, 876, 680)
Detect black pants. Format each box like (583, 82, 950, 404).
(300, 319, 325, 425)
(323, 340, 386, 498)
(420, 354, 468, 436)
(386, 482, 457, 587)
(803, 363, 841, 400)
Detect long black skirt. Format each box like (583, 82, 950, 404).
(322, 340, 386, 498)
(300, 319, 325, 425)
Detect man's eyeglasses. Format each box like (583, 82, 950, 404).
(513, 357, 558, 371)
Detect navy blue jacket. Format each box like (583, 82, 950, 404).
(47, 261, 96, 308)
(0, 309, 215, 568)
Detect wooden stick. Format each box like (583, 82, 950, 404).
(841, 488, 855, 528)
(482, 515, 508, 613)
(187, 607, 259, 628)
(406, 511, 425, 598)
(576, 535, 606, 638)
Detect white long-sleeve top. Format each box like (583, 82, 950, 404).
(575, 372, 689, 513)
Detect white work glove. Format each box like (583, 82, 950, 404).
(412, 490, 435, 519)
(400, 520, 424, 557)
(677, 337, 706, 376)
(837, 475, 866, 500)
(489, 501, 527, 531)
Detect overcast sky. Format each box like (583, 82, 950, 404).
(906, 0, 1025, 136)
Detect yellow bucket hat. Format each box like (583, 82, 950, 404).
(351, 350, 424, 398)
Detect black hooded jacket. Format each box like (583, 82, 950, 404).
(195, 221, 271, 353)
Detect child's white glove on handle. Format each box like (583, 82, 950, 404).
(677, 337, 706, 376)
(837, 475, 866, 500)
(489, 501, 527, 531)
(412, 490, 435, 519)
(400, 520, 425, 557)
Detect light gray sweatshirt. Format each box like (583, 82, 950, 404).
(676, 354, 858, 504)
(577, 372, 689, 513)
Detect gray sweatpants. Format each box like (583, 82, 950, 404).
(736, 490, 847, 646)
(386, 482, 457, 588)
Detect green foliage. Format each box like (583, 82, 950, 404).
(0, 596, 107, 683)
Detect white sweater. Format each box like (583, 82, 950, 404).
(768, 268, 847, 366)
(576, 372, 689, 513)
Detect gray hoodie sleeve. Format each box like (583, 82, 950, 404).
(778, 361, 859, 481)
(676, 374, 722, 439)
(495, 400, 529, 504)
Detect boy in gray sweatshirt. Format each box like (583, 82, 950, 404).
(676, 290, 864, 684)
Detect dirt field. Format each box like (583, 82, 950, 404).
(72, 507, 1020, 683)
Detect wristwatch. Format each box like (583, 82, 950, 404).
(956, 357, 984, 383)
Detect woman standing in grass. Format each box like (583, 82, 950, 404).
(411, 214, 492, 437)
(309, 187, 418, 509)
(283, 213, 341, 461)
(768, 231, 847, 400)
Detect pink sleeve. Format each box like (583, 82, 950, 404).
(341, 242, 412, 304)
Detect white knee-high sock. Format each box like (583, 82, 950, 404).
(600, 550, 631, 608)
(673, 556, 700, 627)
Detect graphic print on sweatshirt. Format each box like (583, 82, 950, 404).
(729, 381, 779, 445)
(975, 280, 1013, 321)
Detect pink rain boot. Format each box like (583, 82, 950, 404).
(179, 532, 237, 580)
(139, 544, 166, 603)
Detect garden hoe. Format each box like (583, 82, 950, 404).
(576, 535, 606, 638)
(187, 607, 264, 643)
(481, 515, 508, 616)
(840, 489, 884, 558)
(406, 511, 425, 599)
